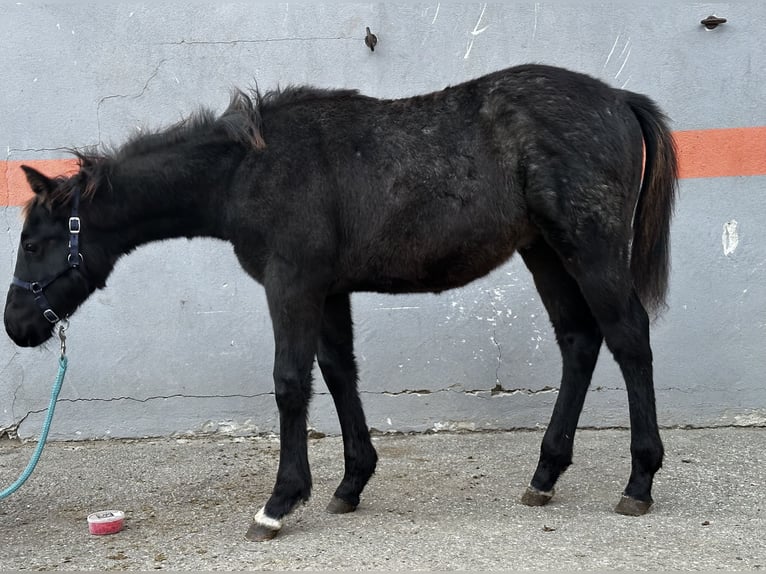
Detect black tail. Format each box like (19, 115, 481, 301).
(626, 92, 679, 315)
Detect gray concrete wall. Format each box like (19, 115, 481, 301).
(1, 2, 764, 440)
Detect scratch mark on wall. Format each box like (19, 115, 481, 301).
(603, 34, 621, 70)
(373, 306, 421, 311)
(615, 43, 631, 79)
(532, 3, 540, 41)
(432, 2, 441, 24)
(618, 38, 631, 59)
(471, 3, 489, 35)
(464, 3, 489, 60)
(722, 219, 739, 256)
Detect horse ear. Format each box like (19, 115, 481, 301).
(20, 165, 56, 197)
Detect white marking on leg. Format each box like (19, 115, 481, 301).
(254, 507, 282, 531)
(528, 484, 555, 498)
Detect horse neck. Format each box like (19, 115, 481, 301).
(91, 147, 239, 253)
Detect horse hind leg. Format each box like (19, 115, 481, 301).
(317, 293, 378, 514)
(538, 225, 663, 515)
(602, 288, 664, 516)
(518, 239, 604, 507)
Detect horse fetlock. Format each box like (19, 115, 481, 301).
(632, 443, 664, 474)
(351, 451, 378, 482)
(540, 446, 573, 474)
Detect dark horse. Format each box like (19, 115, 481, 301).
(4, 64, 677, 540)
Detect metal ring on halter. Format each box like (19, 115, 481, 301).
(67, 252, 84, 266)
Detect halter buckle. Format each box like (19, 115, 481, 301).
(43, 309, 60, 323)
(68, 217, 81, 234)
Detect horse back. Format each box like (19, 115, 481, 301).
(239, 65, 646, 294)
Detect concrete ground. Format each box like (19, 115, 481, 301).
(0, 427, 763, 571)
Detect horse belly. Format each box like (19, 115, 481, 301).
(353, 221, 532, 294)
(419, 233, 522, 291)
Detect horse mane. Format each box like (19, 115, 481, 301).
(258, 85, 359, 109)
(22, 84, 360, 215)
(111, 84, 359, 163)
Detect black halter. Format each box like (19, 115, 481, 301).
(11, 187, 83, 324)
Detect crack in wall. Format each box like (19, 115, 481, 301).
(3, 145, 10, 208)
(157, 36, 354, 46)
(1, 351, 21, 439)
(11, 385, 562, 428)
(8, 146, 73, 154)
(3, 375, 27, 439)
(10, 364, 24, 424)
(96, 58, 168, 146)
(3, 148, 15, 273)
(490, 328, 502, 386)
(33, 391, 274, 410)
(11, 391, 274, 433)
(5, 383, 709, 436)
(375, 386, 559, 398)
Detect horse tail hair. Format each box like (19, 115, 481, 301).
(625, 92, 679, 316)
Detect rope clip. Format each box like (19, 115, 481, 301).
(58, 318, 70, 358)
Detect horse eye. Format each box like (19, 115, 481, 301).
(23, 241, 38, 253)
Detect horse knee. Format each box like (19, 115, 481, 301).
(273, 369, 312, 414)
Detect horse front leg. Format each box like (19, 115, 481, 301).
(246, 270, 325, 541)
(317, 293, 378, 514)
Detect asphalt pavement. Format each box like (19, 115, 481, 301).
(0, 427, 764, 570)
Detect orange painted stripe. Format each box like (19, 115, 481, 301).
(1, 127, 765, 206)
(674, 127, 766, 179)
(1, 159, 79, 207)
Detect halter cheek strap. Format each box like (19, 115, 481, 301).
(11, 187, 84, 324)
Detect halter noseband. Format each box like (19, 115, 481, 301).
(11, 187, 83, 324)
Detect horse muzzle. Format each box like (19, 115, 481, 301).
(4, 286, 56, 347)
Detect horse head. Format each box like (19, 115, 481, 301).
(4, 165, 101, 347)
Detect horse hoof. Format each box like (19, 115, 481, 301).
(245, 522, 280, 541)
(245, 507, 282, 541)
(520, 485, 555, 507)
(615, 495, 653, 516)
(326, 496, 357, 514)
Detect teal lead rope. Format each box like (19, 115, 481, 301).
(0, 321, 69, 500)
